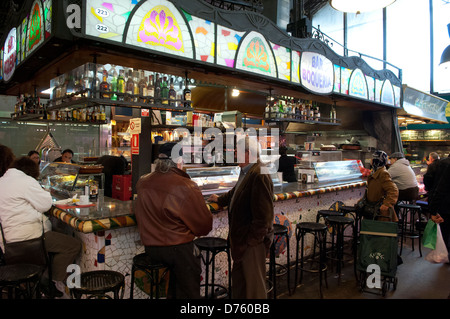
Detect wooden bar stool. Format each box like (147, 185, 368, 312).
(194, 237, 231, 299)
(70, 270, 125, 299)
(129, 253, 169, 299)
(0, 264, 44, 299)
(294, 222, 328, 298)
(397, 202, 422, 256)
(325, 216, 355, 283)
(268, 223, 291, 298)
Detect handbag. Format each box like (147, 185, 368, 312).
(356, 189, 383, 219)
(1, 222, 48, 266)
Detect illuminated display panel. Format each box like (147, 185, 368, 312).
(271, 42, 291, 81)
(183, 11, 215, 64)
(348, 68, 368, 99)
(27, 0, 45, 57)
(235, 32, 277, 78)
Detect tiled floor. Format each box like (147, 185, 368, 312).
(274, 241, 450, 300)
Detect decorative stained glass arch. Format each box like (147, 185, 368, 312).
(27, 0, 45, 57)
(349, 68, 368, 99)
(235, 31, 277, 78)
(126, 0, 193, 59)
(381, 79, 395, 106)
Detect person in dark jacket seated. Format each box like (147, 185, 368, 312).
(96, 155, 128, 197)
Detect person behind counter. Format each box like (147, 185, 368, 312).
(0, 155, 81, 298)
(135, 142, 213, 299)
(208, 136, 274, 299)
(277, 146, 297, 183)
(28, 150, 41, 165)
(96, 154, 128, 197)
(53, 149, 75, 163)
(388, 152, 419, 202)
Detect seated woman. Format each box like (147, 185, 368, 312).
(53, 149, 76, 163)
(0, 154, 82, 298)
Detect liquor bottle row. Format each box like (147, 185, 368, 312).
(45, 106, 107, 123)
(264, 96, 337, 123)
(50, 64, 192, 108)
(12, 94, 44, 118)
(12, 99, 107, 123)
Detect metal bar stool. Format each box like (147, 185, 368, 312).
(194, 237, 231, 299)
(268, 223, 291, 299)
(397, 202, 422, 256)
(325, 216, 355, 284)
(316, 210, 344, 256)
(0, 264, 44, 299)
(129, 253, 169, 299)
(294, 222, 328, 298)
(70, 270, 125, 299)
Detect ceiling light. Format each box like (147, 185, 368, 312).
(329, 0, 396, 14)
(231, 89, 240, 97)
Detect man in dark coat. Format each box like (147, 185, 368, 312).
(428, 156, 450, 258)
(209, 136, 274, 299)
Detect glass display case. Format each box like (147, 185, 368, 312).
(39, 162, 105, 199)
(186, 165, 282, 195)
(297, 151, 343, 168)
(313, 160, 362, 183)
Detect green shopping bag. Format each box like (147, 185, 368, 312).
(423, 220, 437, 250)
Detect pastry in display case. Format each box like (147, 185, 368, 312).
(313, 160, 362, 183)
(39, 162, 105, 199)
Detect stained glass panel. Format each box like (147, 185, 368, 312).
(184, 11, 215, 64)
(216, 25, 245, 68)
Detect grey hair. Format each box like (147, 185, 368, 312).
(154, 157, 177, 173)
(429, 152, 440, 161)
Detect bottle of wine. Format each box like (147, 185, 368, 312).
(110, 65, 118, 101)
(126, 69, 134, 102)
(183, 75, 191, 108)
(117, 69, 125, 101)
(161, 76, 169, 105)
(147, 74, 154, 104)
(169, 77, 176, 107)
(138, 70, 148, 103)
(99, 68, 110, 99)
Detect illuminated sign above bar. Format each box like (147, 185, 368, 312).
(3, 28, 17, 82)
(300, 52, 334, 94)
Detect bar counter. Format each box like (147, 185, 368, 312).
(50, 178, 366, 298)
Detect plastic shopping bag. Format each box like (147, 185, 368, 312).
(425, 224, 449, 264)
(422, 220, 437, 249)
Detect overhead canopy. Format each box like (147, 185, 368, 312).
(399, 85, 449, 124)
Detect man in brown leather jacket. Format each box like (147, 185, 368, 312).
(135, 142, 213, 299)
(209, 136, 274, 299)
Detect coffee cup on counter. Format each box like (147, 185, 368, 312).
(79, 195, 90, 205)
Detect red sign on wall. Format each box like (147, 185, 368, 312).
(131, 134, 139, 155)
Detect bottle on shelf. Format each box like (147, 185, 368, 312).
(110, 65, 118, 101)
(183, 75, 191, 108)
(133, 70, 140, 103)
(99, 68, 110, 99)
(100, 105, 106, 123)
(264, 95, 271, 119)
(73, 71, 83, 100)
(117, 69, 125, 101)
(169, 77, 176, 107)
(147, 74, 154, 104)
(330, 104, 337, 123)
(126, 69, 134, 102)
(161, 76, 169, 104)
(81, 66, 93, 98)
(154, 73, 161, 104)
(138, 70, 148, 103)
(314, 102, 320, 121)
